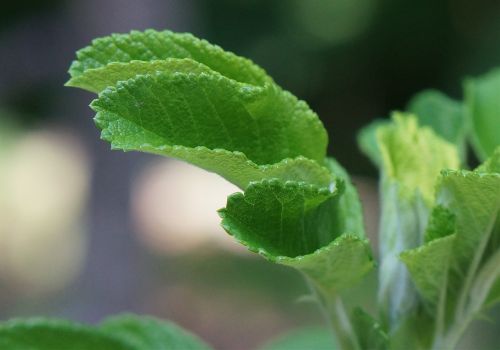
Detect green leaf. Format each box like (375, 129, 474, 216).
(372, 113, 460, 325)
(377, 113, 460, 204)
(100, 314, 211, 350)
(401, 165, 500, 348)
(438, 170, 500, 274)
(219, 179, 373, 295)
(351, 308, 388, 350)
(0, 316, 212, 350)
(475, 145, 500, 174)
(423, 205, 456, 242)
(91, 71, 328, 188)
(0, 318, 133, 350)
(67, 58, 213, 93)
(406, 89, 466, 161)
(68, 30, 329, 190)
(387, 312, 434, 350)
(400, 234, 455, 304)
(67, 29, 272, 89)
(260, 327, 336, 350)
(325, 158, 366, 237)
(405, 150, 500, 295)
(465, 68, 500, 160)
(359, 92, 466, 168)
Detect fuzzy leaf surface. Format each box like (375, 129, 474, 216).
(219, 179, 373, 295)
(377, 113, 460, 204)
(68, 29, 272, 88)
(91, 71, 328, 188)
(401, 163, 500, 346)
(400, 234, 456, 304)
(476, 146, 500, 174)
(67, 58, 213, 93)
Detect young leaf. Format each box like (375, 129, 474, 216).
(91, 71, 328, 188)
(368, 113, 460, 325)
(377, 113, 460, 205)
(423, 205, 456, 242)
(219, 179, 373, 296)
(100, 314, 211, 350)
(401, 163, 500, 348)
(400, 234, 456, 305)
(325, 158, 366, 237)
(465, 68, 500, 160)
(475, 145, 500, 174)
(0, 318, 133, 350)
(260, 327, 336, 350)
(351, 308, 388, 350)
(401, 167, 500, 303)
(67, 58, 213, 94)
(406, 89, 466, 161)
(67, 29, 272, 89)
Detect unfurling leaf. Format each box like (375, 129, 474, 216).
(68, 30, 329, 189)
(361, 113, 460, 325)
(90, 71, 327, 188)
(219, 178, 373, 295)
(67, 29, 372, 296)
(401, 154, 500, 347)
(67, 29, 272, 88)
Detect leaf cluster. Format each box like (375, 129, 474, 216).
(3, 29, 500, 349)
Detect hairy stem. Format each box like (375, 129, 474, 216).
(305, 277, 360, 350)
(327, 296, 361, 350)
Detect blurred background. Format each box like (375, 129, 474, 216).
(1, 1, 500, 349)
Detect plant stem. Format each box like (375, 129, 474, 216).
(326, 296, 361, 350)
(305, 277, 360, 350)
(432, 313, 473, 350)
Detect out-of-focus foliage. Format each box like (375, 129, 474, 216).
(0, 315, 212, 350)
(465, 68, 500, 161)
